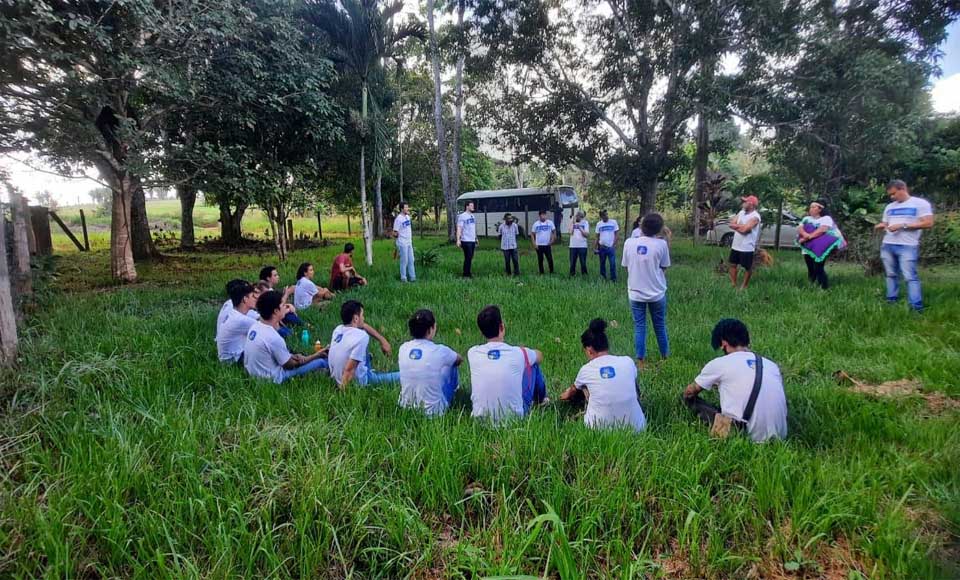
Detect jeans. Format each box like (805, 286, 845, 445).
(502, 249, 520, 275)
(569, 247, 587, 275)
(283, 312, 303, 326)
(536, 245, 554, 273)
(441, 366, 459, 405)
(363, 353, 400, 386)
(280, 357, 329, 382)
(461, 241, 477, 276)
(598, 245, 617, 281)
(803, 254, 828, 289)
(398, 243, 416, 281)
(880, 243, 922, 310)
(630, 297, 669, 360)
(522, 362, 548, 414)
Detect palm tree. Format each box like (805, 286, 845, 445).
(304, 0, 423, 265)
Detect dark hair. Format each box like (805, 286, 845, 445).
(476, 305, 503, 339)
(580, 318, 610, 352)
(295, 262, 311, 280)
(229, 281, 255, 307)
(711, 318, 750, 350)
(465, 200, 475, 209)
(399, 202, 410, 211)
(225, 278, 246, 298)
(408, 309, 436, 339)
(641, 213, 664, 237)
(632, 216, 642, 230)
(256, 290, 283, 320)
(538, 209, 547, 216)
(259, 266, 277, 282)
(813, 200, 830, 217)
(341, 300, 363, 325)
(886, 179, 907, 190)
(344, 243, 354, 253)
(254, 281, 272, 294)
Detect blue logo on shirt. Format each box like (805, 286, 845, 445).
(536, 224, 551, 231)
(487, 350, 501, 360)
(599, 225, 615, 232)
(600, 366, 616, 379)
(248, 330, 257, 341)
(888, 208, 917, 217)
(402, 219, 410, 228)
(334, 333, 343, 343)
(637, 245, 648, 255)
(463, 217, 475, 224)
(746, 359, 756, 369)
(409, 348, 423, 360)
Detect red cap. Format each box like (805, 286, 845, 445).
(741, 195, 759, 206)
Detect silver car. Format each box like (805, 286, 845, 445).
(706, 211, 800, 248)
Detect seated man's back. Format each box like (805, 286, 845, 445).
(243, 321, 291, 383)
(399, 339, 459, 416)
(694, 351, 787, 442)
(217, 308, 256, 363)
(328, 325, 370, 386)
(468, 341, 535, 421)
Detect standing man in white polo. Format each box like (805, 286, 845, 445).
(874, 179, 934, 312)
(456, 200, 478, 278)
(392, 202, 416, 283)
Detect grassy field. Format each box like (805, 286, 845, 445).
(2, 238, 959, 578)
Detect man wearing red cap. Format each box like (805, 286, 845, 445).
(728, 195, 762, 289)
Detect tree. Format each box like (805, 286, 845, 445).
(305, 0, 423, 265)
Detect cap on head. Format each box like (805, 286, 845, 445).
(741, 195, 759, 206)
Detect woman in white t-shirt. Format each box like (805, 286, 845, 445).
(293, 262, 334, 310)
(560, 319, 646, 432)
(796, 201, 843, 290)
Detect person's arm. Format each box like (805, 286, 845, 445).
(283, 348, 327, 369)
(890, 215, 934, 232)
(361, 323, 392, 356)
(341, 358, 358, 387)
(683, 382, 704, 400)
(550, 225, 556, 245)
(805, 225, 829, 240)
(874, 221, 888, 230)
(733, 216, 759, 234)
(456, 221, 463, 247)
(281, 286, 295, 304)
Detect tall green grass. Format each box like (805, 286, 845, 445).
(1, 239, 958, 578)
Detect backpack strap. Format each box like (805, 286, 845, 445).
(741, 353, 763, 423)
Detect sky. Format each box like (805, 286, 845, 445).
(3, 19, 960, 207)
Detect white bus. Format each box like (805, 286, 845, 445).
(456, 186, 580, 238)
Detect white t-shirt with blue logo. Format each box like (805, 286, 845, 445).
(882, 196, 933, 246)
(328, 325, 370, 386)
(243, 321, 292, 383)
(574, 354, 646, 432)
(398, 339, 460, 416)
(217, 307, 257, 363)
(533, 219, 556, 246)
(457, 211, 477, 242)
(217, 299, 258, 338)
(498, 222, 519, 250)
(622, 236, 671, 302)
(393, 213, 413, 246)
(569, 219, 589, 248)
(694, 351, 788, 443)
(595, 219, 620, 247)
(468, 341, 537, 421)
(294, 277, 319, 310)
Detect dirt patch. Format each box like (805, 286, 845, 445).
(654, 540, 691, 578)
(749, 536, 869, 580)
(834, 370, 960, 415)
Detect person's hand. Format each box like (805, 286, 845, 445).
(559, 385, 579, 401)
(683, 384, 699, 399)
(379, 339, 392, 357)
(290, 354, 305, 365)
(874, 223, 887, 230)
(282, 303, 294, 314)
(456, 239, 461, 248)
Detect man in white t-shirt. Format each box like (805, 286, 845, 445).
(873, 180, 935, 312)
(468, 305, 548, 422)
(243, 291, 329, 383)
(530, 210, 556, 274)
(217, 279, 252, 338)
(392, 202, 417, 283)
(456, 201, 478, 278)
(560, 318, 646, 432)
(328, 300, 398, 388)
(398, 309, 463, 416)
(568, 211, 589, 276)
(727, 195, 762, 289)
(594, 210, 620, 281)
(216, 281, 260, 364)
(621, 213, 671, 370)
(498, 213, 521, 276)
(681, 319, 787, 442)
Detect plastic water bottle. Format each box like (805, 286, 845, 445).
(300, 329, 311, 347)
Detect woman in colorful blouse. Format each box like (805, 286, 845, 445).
(797, 201, 844, 289)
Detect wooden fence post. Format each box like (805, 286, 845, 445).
(0, 208, 18, 365)
(29, 206, 53, 256)
(80, 209, 90, 250)
(286, 219, 294, 243)
(347, 214, 351, 236)
(316, 211, 323, 240)
(10, 193, 32, 296)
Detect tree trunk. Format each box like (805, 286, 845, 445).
(624, 197, 631, 234)
(131, 179, 159, 260)
(427, 0, 456, 242)
(774, 196, 784, 250)
(110, 175, 138, 283)
(0, 211, 18, 365)
(640, 178, 658, 216)
(316, 210, 323, 240)
(178, 184, 197, 249)
(360, 81, 373, 266)
(449, 0, 466, 207)
(693, 112, 709, 244)
(219, 200, 245, 246)
(10, 192, 32, 297)
(374, 169, 384, 238)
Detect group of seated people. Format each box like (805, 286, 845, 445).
(216, 267, 788, 442)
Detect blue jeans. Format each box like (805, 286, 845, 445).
(398, 243, 416, 281)
(630, 297, 669, 360)
(442, 366, 459, 405)
(598, 246, 617, 281)
(521, 362, 548, 414)
(280, 357, 329, 382)
(880, 243, 922, 310)
(283, 312, 303, 326)
(363, 353, 400, 386)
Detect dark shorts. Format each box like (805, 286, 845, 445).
(729, 249, 755, 271)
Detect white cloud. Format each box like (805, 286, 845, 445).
(931, 73, 960, 114)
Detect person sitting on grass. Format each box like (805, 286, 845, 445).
(216, 280, 260, 364)
(329, 243, 368, 292)
(328, 300, 398, 388)
(293, 262, 334, 310)
(468, 305, 548, 421)
(243, 290, 329, 383)
(218, 279, 260, 333)
(681, 318, 787, 442)
(398, 309, 463, 416)
(259, 265, 296, 305)
(560, 319, 646, 432)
